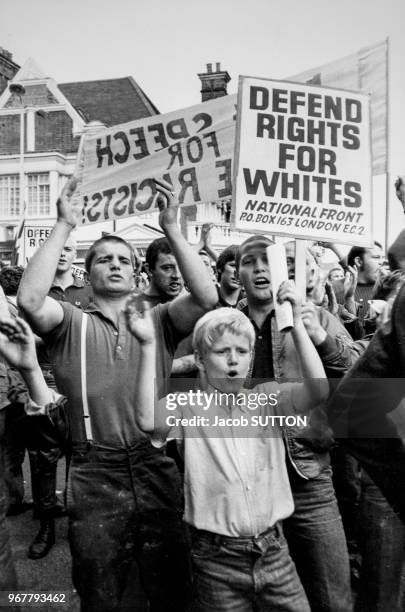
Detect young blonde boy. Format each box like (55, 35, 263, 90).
(127, 280, 329, 612)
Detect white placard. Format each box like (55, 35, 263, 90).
(233, 77, 373, 246)
(267, 244, 294, 332)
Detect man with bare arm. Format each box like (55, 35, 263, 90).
(17, 177, 218, 612)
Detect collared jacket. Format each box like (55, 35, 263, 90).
(239, 299, 366, 479)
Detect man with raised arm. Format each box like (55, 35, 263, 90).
(235, 235, 362, 612)
(17, 177, 218, 612)
(127, 289, 329, 611)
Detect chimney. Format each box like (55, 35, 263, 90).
(198, 62, 231, 102)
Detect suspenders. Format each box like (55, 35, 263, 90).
(80, 312, 93, 442)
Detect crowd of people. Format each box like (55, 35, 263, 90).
(0, 175, 405, 611)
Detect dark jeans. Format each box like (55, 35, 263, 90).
(4, 404, 61, 517)
(355, 470, 405, 612)
(3, 405, 25, 507)
(0, 410, 18, 590)
(189, 524, 309, 611)
(28, 448, 60, 517)
(67, 442, 191, 612)
(331, 446, 362, 570)
(284, 466, 352, 612)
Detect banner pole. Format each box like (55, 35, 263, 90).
(384, 36, 390, 253)
(294, 239, 307, 303)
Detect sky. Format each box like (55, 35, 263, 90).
(1, 0, 405, 241)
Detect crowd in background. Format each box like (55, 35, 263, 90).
(0, 176, 405, 611)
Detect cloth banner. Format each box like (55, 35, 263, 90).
(73, 95, 237, 226)
(288, 39, 388, 176)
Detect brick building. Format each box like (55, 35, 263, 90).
(0, 54, 245, 264)
(0, 53, 161, 263)
(0, 47, 19, 96)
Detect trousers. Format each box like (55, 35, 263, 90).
(284, 465, 352, 612)
(355, 470, 405, 612)
(67, 441, 192, 612)
(3, 404, 61, 517)
(0, 410, 18, 590)
(189, 524, 310, 611)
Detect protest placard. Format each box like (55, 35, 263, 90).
(71, 264, 87, 282)
(73, 95, 236, 226)
(232, 77, 373, 246)
(23, 225, 53, 261)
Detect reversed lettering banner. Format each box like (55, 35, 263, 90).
(73, 95, 236, 225)
(232, 76, 373, 245)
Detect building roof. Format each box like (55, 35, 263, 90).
(59, 76, 159, 127)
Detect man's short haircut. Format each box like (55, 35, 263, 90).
(85, 235, 140, 273)
(327, 265, 344, 281)
(64, 235, 77, 251)
(145, 237, 172, 270)
(216, 245, 239, 280)
(0, 266, 24, 295)
(347, 246, 366, 267)
(192, 308, 255, 356)
(235, 235, 275, 270)
(347, 241, 382, 268)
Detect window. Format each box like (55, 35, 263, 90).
(0, 175, 20, 217)
(27, 173, 50, 216)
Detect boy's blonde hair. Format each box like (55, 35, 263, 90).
(192, 308, 255, 356)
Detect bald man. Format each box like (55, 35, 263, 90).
(48, 235, 92, 308)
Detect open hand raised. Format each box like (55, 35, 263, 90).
(124, 296, 155, 345)
(56, 176, 81, 228)
(0, 316, 38, 371)
(154, 178, 179, 231)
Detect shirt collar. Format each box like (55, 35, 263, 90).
(51, 275, 85, 291)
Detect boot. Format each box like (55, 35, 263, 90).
(27, 519, 55, 559)
(33, 501, 67, 520)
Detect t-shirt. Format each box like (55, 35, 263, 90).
(355, 283, 374, 322)
(159, 382, 299, 536)
(45, 301, 180, 447)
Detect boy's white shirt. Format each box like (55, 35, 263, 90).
(155, 381, 301, 537)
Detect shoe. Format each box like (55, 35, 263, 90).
(33, 502, 67, 520)
(7, 501, 34, 516)
(27, 520, 55, 559)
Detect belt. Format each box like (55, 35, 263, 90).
(71, 439, 160, 461)
(189, 522, 282, 546)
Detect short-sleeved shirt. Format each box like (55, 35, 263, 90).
(45, 301, 180, 447)
(48, 276, 93, 310)
(216, 285, 243, 308)
(39, 278, 94, 372)
(161, 382, 298, 536)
